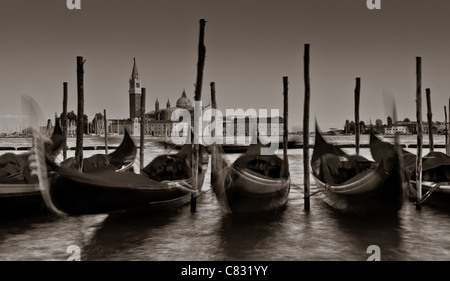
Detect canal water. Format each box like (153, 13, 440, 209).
(0, 134, 449, 262)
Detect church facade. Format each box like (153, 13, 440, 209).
(144, 89, 195, 137)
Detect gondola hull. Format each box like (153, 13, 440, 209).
(371, 131, 450, 210)
(410, 181, 450, 210)
(312, 167, 405, 214)
(47, 144, 209, 215)
(48, 170, 197, 215)
(0, 120, 63, 218)
(211, 143, 290, 214)
(311, 123, 406, 215)
(0, 183, 45, 217)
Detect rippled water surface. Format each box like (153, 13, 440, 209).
(0, 134, 449, 261)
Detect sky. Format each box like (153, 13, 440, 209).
(0, 0, 450, 133)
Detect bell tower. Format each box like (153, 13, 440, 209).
(129, 58, 142, 119)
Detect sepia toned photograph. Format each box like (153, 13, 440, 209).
(0, 0, 450, 270)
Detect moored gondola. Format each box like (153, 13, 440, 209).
(0, 120, 63, 217)
(210, 140, 290, 214)
(59, 128, 138, 172)
(42, 142, 209, 215)
(310, 122, 405, 215)
(371, 131, 450, 210)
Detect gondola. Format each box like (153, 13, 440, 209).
(310, 123, 405, 215)
(370, 131, 450, 209)
(0, 120, 63, 217)
(42, 142, 209, 215)
(59, 128, 138, 172)
(410, 151, 450, 209)
(210, 140, 291, 214)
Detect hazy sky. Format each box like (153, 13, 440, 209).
(1, 0, 450, 132)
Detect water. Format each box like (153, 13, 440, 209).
(0, 134, 450, 261)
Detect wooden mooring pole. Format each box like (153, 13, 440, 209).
(140, 88, 146, 169)
(447, 99, 450, 155)
(445, 106, 449, 155)
(103, 109, 108, 154)
(426, 88, 433, 152)
(191, 19, 207, 213)
(416, 57, 423, 210)
(355, 78, 360, 155)
(444, 105, 448, 155)
(75, 56, 85, 172)
(282, 77, 289, 178)
(210, 82, 216, 129)
(62, 82, 68, 160)
(303, 44, 311, 211)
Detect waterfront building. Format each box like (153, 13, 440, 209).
(103, 58, 284, 139)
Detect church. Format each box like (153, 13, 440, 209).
(108, 58, 284, 140)
(123, 58, 197, 137)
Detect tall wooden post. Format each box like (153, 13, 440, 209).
(75, 56, 85, 171)
(210, 82, 216, 135)
(191, 19, 207, 213)
(448, 99, 450, 155)
(103, 109, 108, 154)
(303, 44, 311, 211)
(210, 81, 218, 180)
(445, 106, 449, 155)
(140, 88, 146, 169)
(355, 77, 360, 155)
(62, 82, 68, 160)
(425, 88, 433, 152)
(416, 57, 423, 209)
(282, 77, 289, 178)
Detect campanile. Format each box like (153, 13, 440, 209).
(129, 58, 142, 119)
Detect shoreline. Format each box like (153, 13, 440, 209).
(0, 133, 446, 151)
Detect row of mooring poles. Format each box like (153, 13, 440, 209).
(416, 59, 450, 209)
(61, 58, 110, 163)
(57, 46, 450, 215)
(56, 40, 331, 213)
(59, 20, 207, 213)
(55, 45, 381, 213)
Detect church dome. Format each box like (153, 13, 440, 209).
(176, 90, 192, 109)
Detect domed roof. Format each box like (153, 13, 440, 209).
(176, 90, 192, 109)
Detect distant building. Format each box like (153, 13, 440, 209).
(382, 120, 446, 135)
(145, 89, 196, 137)
(384, 125, 409, 135)
(104, 58, 284, 138)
